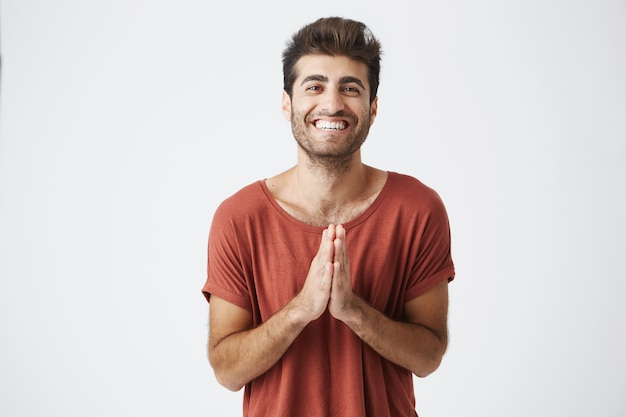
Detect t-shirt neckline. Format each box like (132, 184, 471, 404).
(258, 171, 395, 233)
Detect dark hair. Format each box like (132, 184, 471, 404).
(282, 17, 382, 104)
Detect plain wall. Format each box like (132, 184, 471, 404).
(1, 1, 625, 416)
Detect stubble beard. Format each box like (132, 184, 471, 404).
(291, 110, 371, 175)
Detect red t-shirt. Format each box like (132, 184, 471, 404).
(203, 172, 455, 417)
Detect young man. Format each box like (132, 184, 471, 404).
(202, 17, 455, 417)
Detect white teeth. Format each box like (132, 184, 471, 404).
(315, 120, 347, 130)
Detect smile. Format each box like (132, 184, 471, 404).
(314, 120, 347, 131)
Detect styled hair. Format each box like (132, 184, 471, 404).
(282, 17, 382, 104)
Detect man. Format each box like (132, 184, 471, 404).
(202, 17, 455, 417)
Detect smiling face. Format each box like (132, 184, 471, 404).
(282, 54, 378, 169)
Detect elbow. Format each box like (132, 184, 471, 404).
(412, 337, 447, 378)
(214, 370, 245, 392)
(208, 351, 246, 392)
(412, 354, 443, 378)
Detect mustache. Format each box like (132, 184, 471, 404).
(307, 110, 356, 120)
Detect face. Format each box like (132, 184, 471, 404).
(282, 55, 378, 166)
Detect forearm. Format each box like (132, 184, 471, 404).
(341, 297, 448, 377)
(210, 227, 336, 391)
(209, 299, 310, 391)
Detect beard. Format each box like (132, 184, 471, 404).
(290, 109, 372, 172)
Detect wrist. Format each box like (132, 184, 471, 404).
(332, 294, 364, 327)
(285, 294, 316, 328)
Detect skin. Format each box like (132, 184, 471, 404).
(208, 54, 449, 392)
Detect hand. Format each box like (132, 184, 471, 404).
(292, 225, 336, 323)
(328, 225, 358, 322)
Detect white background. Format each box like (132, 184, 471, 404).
(1, 1, 625, 416)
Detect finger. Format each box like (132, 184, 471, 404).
(333, 227, 346, 264)
(333, 238, 342, 263)
(330, 261, 340, 291)
(335, 224, 345, 240)
(331, 260, 349, 297)
(327, 224, 336, 241)
(320, 262, 333, 290)
(319, 228, 335, 262)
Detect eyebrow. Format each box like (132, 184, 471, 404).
(300, 74, 366, 90)
(300, 74, 328, 85)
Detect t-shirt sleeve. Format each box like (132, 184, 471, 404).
(404, 191, 455, 302)
(201, 202, 252, 311)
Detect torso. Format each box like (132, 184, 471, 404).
(205, 170, 455, 416)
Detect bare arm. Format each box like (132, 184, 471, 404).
(208, 296, 305, 391)
(329, 225, 449, 377)
(208, 227, 336, 391)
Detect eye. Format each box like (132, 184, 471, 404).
(342, 86, 361, 96)
(306, 85, 322, 92)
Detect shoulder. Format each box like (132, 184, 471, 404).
(385, 172, 446, 211)
(218, 181, 265, 210)
(211, 180, 269, 228)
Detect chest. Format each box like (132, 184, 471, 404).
(277, 198, 376, 227)
(244, 224, 416, 323)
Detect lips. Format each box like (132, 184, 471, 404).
(314, 120, 348, 131)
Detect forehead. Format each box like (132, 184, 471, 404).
(294, 54, 369, 85)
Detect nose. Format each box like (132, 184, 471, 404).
(320, 89, 345, 115)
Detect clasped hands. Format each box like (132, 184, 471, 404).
(295, 224, 358, 324)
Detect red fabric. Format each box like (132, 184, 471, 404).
(203, 172, 455, 417)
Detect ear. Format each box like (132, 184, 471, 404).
(281, 90, 292, 121)
(369, 96, 378, 126)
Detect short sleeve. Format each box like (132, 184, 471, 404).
(404, 190, 455, 302)
(202, 201, 253, 311)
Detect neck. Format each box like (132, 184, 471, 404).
(265, 151, 387, 227)
(295, 149, 367, 204)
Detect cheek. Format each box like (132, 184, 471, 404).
(291, 104, 312, 122)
